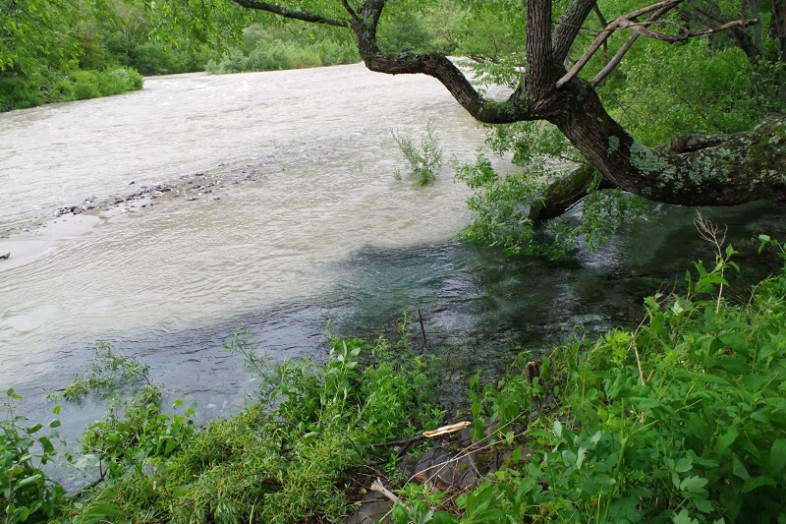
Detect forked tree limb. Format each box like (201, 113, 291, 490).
(621, 17, 758, 43)
(591, 3, 679, 87)
(557, 0, 688, 89)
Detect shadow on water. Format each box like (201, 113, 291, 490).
(15, 200, 786, 480)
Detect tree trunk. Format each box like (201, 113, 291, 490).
(547, 77, 786, 207)
(771, 0, 786, 61)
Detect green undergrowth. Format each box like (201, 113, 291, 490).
(393, 236, 786, 523)
(6, 328, 442, 524)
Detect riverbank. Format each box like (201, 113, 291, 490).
(0, 67, 144, 113)
(6, 239, 786, 523)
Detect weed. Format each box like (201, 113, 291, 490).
(1, 389, 65, 523)
(392, 121, 443, 185)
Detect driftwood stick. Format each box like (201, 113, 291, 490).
(417, 309, 427, 344)
(370, 478, 401, 504)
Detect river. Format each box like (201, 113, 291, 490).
(1, 65, 783, 471)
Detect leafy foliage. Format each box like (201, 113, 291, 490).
(393, 122, 444, 186)
(51, 342, 151, 403)
(393, 236, 786, 523)
(55, 330, 442, 523)
(1, 390, 65, 524)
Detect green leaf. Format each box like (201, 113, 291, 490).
(172, 484, 194, 497)
(562, 449, 577, 467)
(576, 447, 587, 469)
(715, 428, 739, 454)
(553, 419, 562, 438)
(17, 474, 43, 488)
(769, 439, 786, 474)
(630, 396, 661, 410)
(693, 497, 714, 514)
(719, 333, 749, 355)
(733, 458, 751, 481)
(673, 508, 698, 524)
(674, 457, 693, 473)
(680, 476, 708, 493)
(38, 436, 55, 454)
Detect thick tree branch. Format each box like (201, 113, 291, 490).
(230, 0, 350, 28)
(528, 164, 616, 224)
(526, 0, 556, 100)
(352, 0, 538, 124)
(553, 0, 597, 63)
(363, 54, 536, 124)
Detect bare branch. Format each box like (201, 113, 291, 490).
(557, 0, 686, 89)
(230, 0, 350, 28)
(590, 33, 638, 87)
(591, 3, 679, 87)
(622, 17, 758, 43)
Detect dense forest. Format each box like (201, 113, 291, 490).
(4, 1, 786, 523)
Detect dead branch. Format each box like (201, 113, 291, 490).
(621, 18, 758, 43)
(591, 3, 679, 87)
(370, 478, 402, 505)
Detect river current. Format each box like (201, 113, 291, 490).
(1, 64, 783, 463)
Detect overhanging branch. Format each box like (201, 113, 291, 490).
(364, 54, 535, 124)
(556, 0, 756, 89)
(556, 0, 686, 89)
(230, 0, 350, 28)
(591, 2, 679, 87)
(621, 18, 758, 43)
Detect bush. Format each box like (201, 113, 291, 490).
(1, 389, 65, 523)
(70, 70, 101, 100)
(53, 331, 442, 523)
(394, 235, 786, 523)
(0, 74, 45, 111)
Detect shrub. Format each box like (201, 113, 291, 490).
(1, 389, 65, 523)
(394, 234, 786, 523)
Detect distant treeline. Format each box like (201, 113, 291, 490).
(0, 0, 512, 111)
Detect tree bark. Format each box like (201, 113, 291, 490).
(771, 0, 786, 60)
(549, 76, 786, 206)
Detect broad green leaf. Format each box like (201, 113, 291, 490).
(715, 428, 739, 454)
(680, 476, 708, 493)
(733, 458, 751, 481)
(674, 457, 693, 473)
(769, 439, 786, 474)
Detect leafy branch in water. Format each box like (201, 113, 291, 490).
(454, 120, 648, 258)
(392, 121, 444, 186)
(50, 342, 151, 403)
